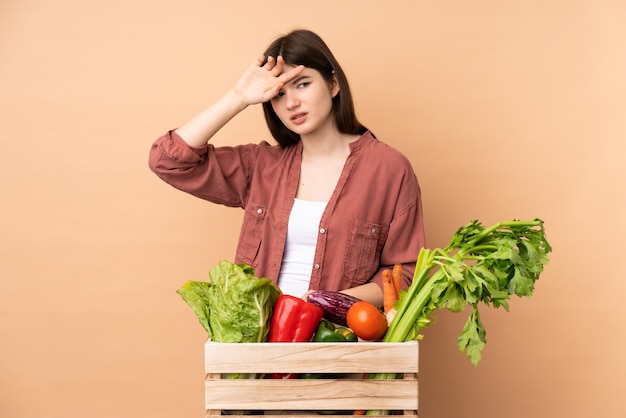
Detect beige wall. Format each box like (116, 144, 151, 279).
(1, 1, 624, 417)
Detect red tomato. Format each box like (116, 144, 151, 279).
(346, 301, 388, 341)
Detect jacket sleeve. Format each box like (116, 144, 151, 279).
(148, 130, 255, 208)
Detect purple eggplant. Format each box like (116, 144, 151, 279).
(307, 290, 361, 326)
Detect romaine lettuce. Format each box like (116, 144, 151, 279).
(177, 260, 281, 343)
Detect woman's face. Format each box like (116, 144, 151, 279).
(270, 66, 339, 137)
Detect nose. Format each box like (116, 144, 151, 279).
(285, 91, 300, 110)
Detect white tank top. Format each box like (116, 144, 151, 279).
(277, 198, 327, 297)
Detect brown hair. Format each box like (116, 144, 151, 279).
(261, 29, 368, 147)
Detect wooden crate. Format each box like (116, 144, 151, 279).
(205, 340, 418, 417)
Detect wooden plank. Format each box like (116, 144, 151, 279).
(204, 341, 418, 374)
(204, 341, 419, 415)
(207, 415, 412, 418)
(205, 378, 418, 411)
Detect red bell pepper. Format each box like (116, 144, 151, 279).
(268, 294, 324, 379)
(269, 294, 324, 342)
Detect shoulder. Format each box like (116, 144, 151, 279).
(356, 132, 416, 170)
(254, 140, 298, 159)
(210, 139, 288, 158)
(217, 140, 299, 173)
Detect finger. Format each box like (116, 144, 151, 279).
(270, 55, 285, 76)
(254, 54, 265, 67)
(278, 64, 305, 83)
(300, 289, 315, 301)
(265, 83, 284, 101)
(263, 56, 276, 71)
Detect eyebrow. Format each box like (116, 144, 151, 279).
(290, 75, 311, 85)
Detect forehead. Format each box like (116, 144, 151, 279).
(281, 65, 323, 79)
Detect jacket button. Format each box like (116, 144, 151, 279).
(319, 228, 326, 234)
(371, 227, 377, 234)
(257, 208, 263, 214)
(314, 264, 320, 269)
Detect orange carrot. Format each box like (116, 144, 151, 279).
(392, 263, 403, 297)
(353, 410, 366, 415)
(382, 269, 396, 314)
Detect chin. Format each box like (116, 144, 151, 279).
(286, 126, 311, 136)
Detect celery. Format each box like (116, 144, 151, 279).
(386, 218, 551, 362)
(366, 219, 551, 415)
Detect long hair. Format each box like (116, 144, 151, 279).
(261, 30, 368, 148)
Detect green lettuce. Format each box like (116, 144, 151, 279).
(177, 260, 281, 343)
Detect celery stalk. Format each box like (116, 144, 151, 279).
(365, 219, 551, 416)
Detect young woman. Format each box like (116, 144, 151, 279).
(148, 29, 425, 306)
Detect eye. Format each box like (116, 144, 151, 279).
(272, 91, 285, 100)
(297, 82, 310, 89)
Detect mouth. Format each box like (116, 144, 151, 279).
(290, 112, 308, 125)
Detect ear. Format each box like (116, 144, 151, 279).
(330, 73, 340, 98)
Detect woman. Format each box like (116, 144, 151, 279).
(149, 29, 425, 306)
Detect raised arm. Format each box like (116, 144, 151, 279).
(175, 55, 304, 147)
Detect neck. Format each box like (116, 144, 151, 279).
(300, 125, 359, 159)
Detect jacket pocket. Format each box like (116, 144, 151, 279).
(342, 219, 389, 286)
(236, 202, 267, 266)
